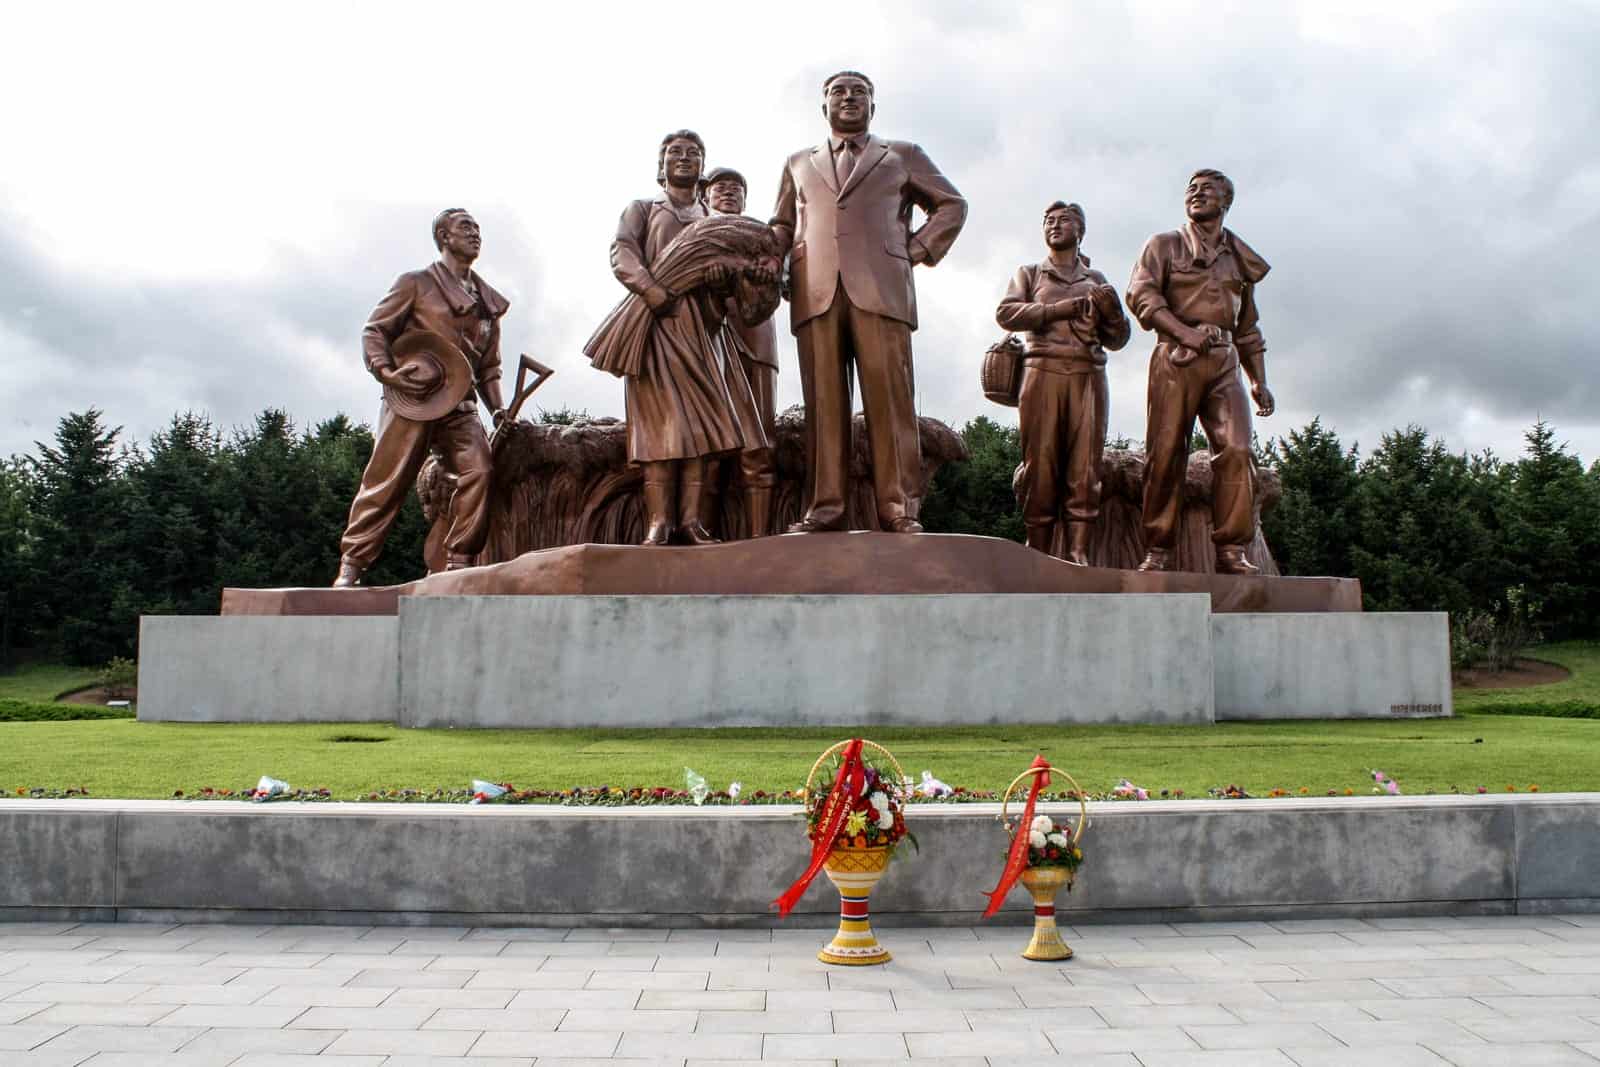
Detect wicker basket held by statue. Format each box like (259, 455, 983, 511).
(982, 334, 1025, 407)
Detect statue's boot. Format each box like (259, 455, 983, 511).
(1025, 523, 1055, 555)
(641, 464, 675, 546)
(1137, 547, 1172, 572)
(745, 485, 773, 538)
(444, 553, 474, 572)
(331, 559, 365, 588)
(677, 459, 720, 545)
(1063, 521, 1093, 566)
(1216, 545, 1261, 576)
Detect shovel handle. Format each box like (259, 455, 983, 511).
(505, 354, 555, 424)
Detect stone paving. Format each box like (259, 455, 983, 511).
(2, 915, 1600, 1065)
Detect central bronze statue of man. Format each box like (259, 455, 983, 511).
(770, 70, 967, 534)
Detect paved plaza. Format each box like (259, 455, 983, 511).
(2, 915, 1600, 1065)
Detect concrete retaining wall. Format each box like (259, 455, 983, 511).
(1213, 611, 1452, 719)
(139, 597, 1451, 726)
(2, 795, 1592, 925)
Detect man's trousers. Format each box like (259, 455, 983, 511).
(738, 357, 777, 489)
(1016, 360, 1108, 530)
(339, 402, 491, 568)
(1141, 343, 1255, 550)
(795, 283, 920, 528)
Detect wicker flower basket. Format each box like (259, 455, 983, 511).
(806, 739, 908, 966)
(1001, 764, 1089, 961)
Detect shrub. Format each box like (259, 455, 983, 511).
(96, 656, 137, 701)
(0, 699, 136, 722)
(1453, 585, 1541, 673)
(1464, 701, 1600, 720)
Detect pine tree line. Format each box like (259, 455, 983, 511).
(0, 410, 427, 665)
(2, 408, 1596, 667)
(924, 415, 1600, 641)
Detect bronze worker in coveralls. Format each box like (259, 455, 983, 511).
(600, 131, 766, 545)
(770, 70, 967, 533)
(702, 165, 779, 536)
(1126, 169, 1274, 574)
(996, 201, 1130, 564)
(333, 209, 507, 586)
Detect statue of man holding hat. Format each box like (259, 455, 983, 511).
(332, 208, 509, 587)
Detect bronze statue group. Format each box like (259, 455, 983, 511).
(332, 70, 1273, 588)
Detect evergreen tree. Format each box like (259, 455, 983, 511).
(1501, 420, 1600, 637)
(213, 410, 427, 591)
(125, 412, 227, 617)
(1261, 418, 1359, 578)
(921, 416, 1025, 542)
(0, 458, 39, 663)
(26, 411, 141, 663)
(1346, 426, 1506, 615)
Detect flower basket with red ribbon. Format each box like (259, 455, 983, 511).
(773, 738, 913, 966)
(982, 755, 1089, 961)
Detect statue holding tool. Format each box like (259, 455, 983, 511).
(333, 208, 550, 585)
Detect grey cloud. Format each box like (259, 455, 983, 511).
(0, 202, 588, 456)
(4, 4, 1599, 467)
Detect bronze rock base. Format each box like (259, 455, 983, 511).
(223, 533, 1359, 616)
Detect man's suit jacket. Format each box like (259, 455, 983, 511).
(770, 134, 966, 334)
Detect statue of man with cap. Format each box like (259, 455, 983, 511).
(332, 208, 509, 586)
(996, 200, 1130, 564)
(702, 165, 779, 536)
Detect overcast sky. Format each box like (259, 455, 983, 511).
(3, 0, 1597, 467)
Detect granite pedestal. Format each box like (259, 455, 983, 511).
(141, 534, 1449, 727)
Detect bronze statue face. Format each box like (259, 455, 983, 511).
(439, 212, 482, 263)
(1185, 174, 1228, 223)
(823, 75, 873, 134)
(662, 137, 704, 190)
(1042, 208, 1084, 251)
(706, 177, 746, 216)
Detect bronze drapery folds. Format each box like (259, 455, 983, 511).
(585, 131, 773, 546)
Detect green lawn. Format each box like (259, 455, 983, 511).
(3, 644, 1596, 801)
(0, 662, 101, 703)
(1453, 641, 1600, 716)
(1, 714, 1592, 800)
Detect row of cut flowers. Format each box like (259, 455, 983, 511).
(7, 771, 1552, 803)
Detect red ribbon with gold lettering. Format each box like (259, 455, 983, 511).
(773, 738, 867, 918)
(982, 754, 1052, 918)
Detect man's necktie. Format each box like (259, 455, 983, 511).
(834, 139, 858, 190)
